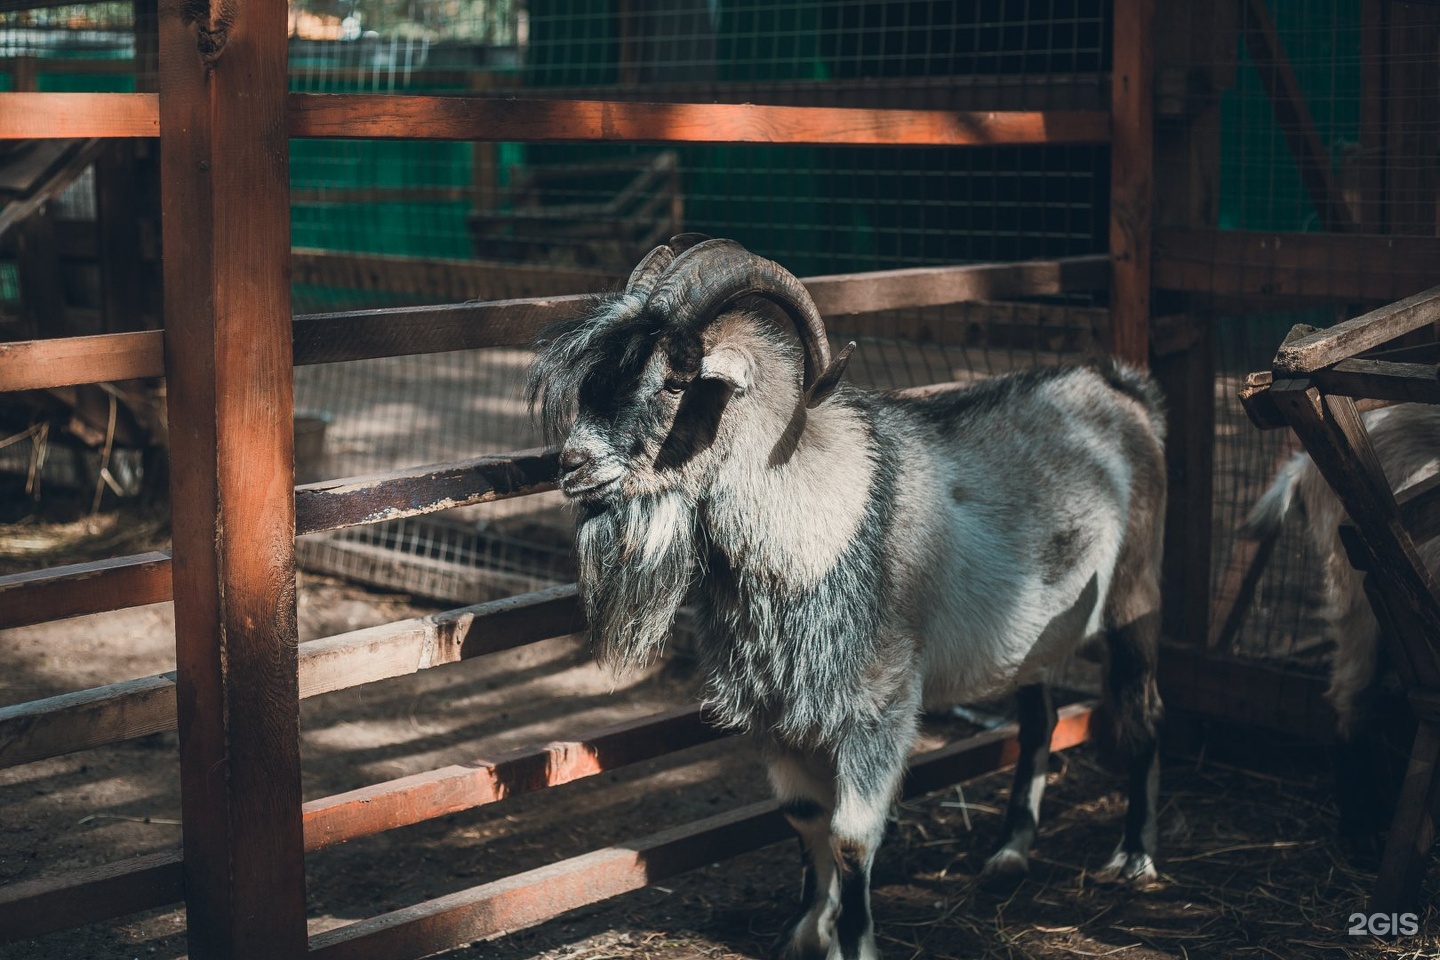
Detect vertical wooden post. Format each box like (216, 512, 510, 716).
(158, 0, 306, 955)
(1109, 0, 1154, 367)
(1148, 0, 1232, 647)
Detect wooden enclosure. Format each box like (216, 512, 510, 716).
(0, 0, 1436, 955)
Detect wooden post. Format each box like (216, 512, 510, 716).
(1109, 0, 1154, 367)
(158, 0, 306, 955)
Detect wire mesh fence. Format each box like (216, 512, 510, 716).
(7, 0, 1436, 681)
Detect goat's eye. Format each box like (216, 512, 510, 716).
(661, 379, 688, 396)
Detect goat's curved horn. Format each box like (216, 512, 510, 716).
(624, 244, 676, 298)
(645, 238, 854, 407)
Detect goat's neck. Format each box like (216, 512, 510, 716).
(701, 393, 875, 587)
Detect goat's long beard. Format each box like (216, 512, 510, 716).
(575, 490, 698, 674)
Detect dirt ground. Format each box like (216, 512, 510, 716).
(3, 486, 1439, 960)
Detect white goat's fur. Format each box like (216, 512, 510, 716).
(1244, 403, 1440, 737)
(529, 241, 1168, 960)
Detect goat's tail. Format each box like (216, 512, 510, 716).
(1094, 358, 1169, 444)
(1242, 452, 1308, 542)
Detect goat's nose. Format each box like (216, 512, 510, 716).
(559, 446, 592, 473)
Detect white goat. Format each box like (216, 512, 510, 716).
(1244, 403, 1440, 738)
(528, 236, 1169, 960)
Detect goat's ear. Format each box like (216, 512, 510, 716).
(699, 344, 751, 395)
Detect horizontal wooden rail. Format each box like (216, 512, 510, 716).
(307, 702, 1091, 960)
(0, 93, 158, 139)
(0, 850, 184, 942)
(0, 92, 1107, 146)
(1311, 359, 1440, 406)
(0, 448, 561, 629)
(303, 705, 726, 852)
(0, 551, 172, 631)
(0, 331, 164, 393)
(294, 449, 559, 535)
(1155, 229, 1440, 305)
(0, 584, 583, 769)
(2, 256, 1110, 392)
(287, 95, 1110, 146)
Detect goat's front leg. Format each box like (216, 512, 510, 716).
(767, 750, 840, 960)
(981, 683, 1056, 884)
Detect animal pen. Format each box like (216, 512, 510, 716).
(0, 0, 1437, 957)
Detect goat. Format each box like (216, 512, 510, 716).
(528, 236, 1169, 960)
(1243, 403, 1440, 849)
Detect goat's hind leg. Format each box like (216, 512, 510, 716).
(1093, 615, 1163, 884)
(981, 683, 1056, 884)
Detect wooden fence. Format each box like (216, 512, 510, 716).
(0, 0, 1135, 955)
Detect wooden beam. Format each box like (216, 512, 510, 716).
(307, 704, 1092, 960)
(0, 256, 1110, 390)
(0, 551, 172, 631)
(1312, 359, 1440, 405)
(1108, 0, 1154, 366)
(302, 705, 727, 852)
(1154, 229, 1440, 304)
(1240, 0, 1355, 232)
(1398, 474, 1440, 549)
(0, 330, 164, 393)
(294, 449, 559, 535)
(1273, 285, 1440, 375)
(0, 585, 584, 769)
(0, 93, 158, 139)
(292, 256, 1110, 365)
(291, 249, 614, 302)
(159, 0, 307, 951)
(286, 95, 1111, 146)
(0, 851, 183, 942)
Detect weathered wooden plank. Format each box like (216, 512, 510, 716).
(291, 249, 613, 302)
(1108, 0, 1153, 366)
(158, 0, 307, 952)
(804, 255, 1110, 317)
(0, 552, 172, 631)
(287, 95, 1111, 146)
(1274, 286, 1440, 375)
(292, 256, 1110, 365)
(294, 449, 559, 535)
(0, 585, 585, 770)
(0, 673, 176, 767)
(308, 704, 1092, 960)
(1398, 473, 1440, 548)
(302, 705, 726, 851)
(1312, 359, 1440, 405)
(0, 331, 165, 393)
(0, 93, 158, 139)
(0, 850, 183, 942)
(1155, 229, 1440, 304)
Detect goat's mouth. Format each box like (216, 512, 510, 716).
(560, 472, 622, 502)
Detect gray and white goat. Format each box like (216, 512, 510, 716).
(528, 236, 1169, 960)
(1244, 403, 1440, 738)
(1244, 404, 1440, 848)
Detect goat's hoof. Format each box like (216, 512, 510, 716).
(1093, 850, 1158, 886)
(979, 847, 1030, 888)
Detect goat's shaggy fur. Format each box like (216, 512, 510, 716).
(529, 239, 1169, 960)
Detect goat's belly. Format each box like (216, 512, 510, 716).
(916, 568, 1107, 709)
